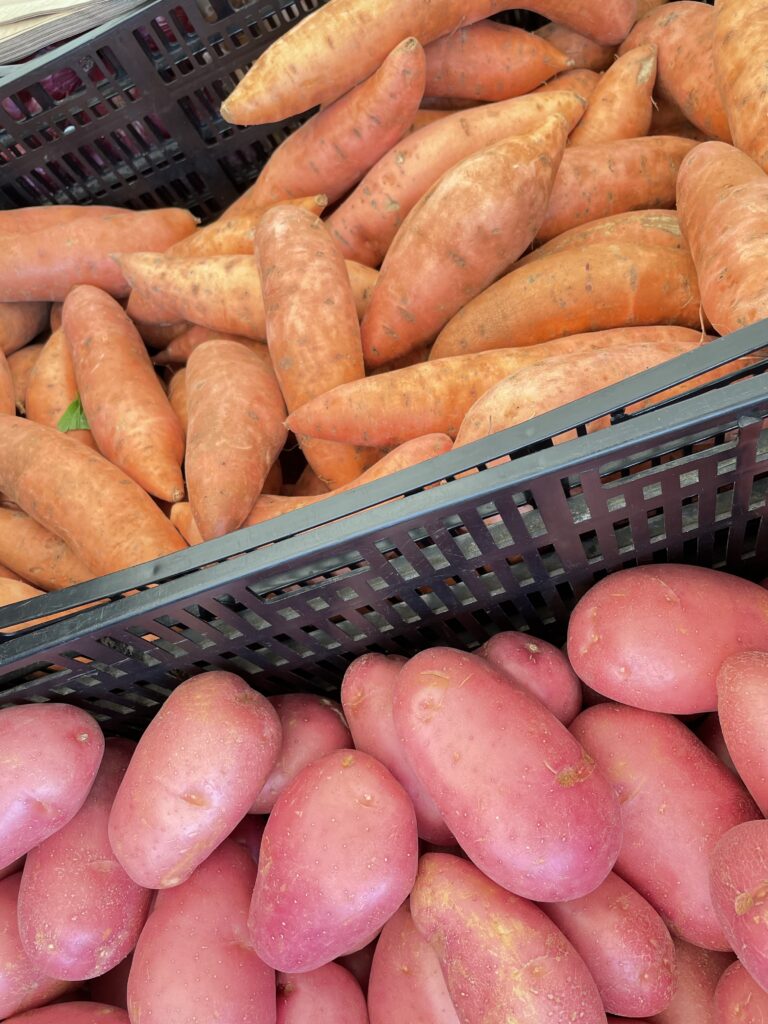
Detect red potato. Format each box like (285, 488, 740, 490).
(0, 302, 49, 356)
(0, 350, 13, 415)
(360, 111, 571, 367)
(714, 0, 768, 171)
(676, 141, 768, 337)
(256, 205, 371, 489)
(696, 713, 738, 776)
(336, 940, 376, 998)
(569, 44, 657, 146)
(0, 703, 104, 870)
(0, 874, 74, 1019)
(248, 748, 419, 973)
(367, 902, 459, 1024)
(424, 20, 572, 101)
(220, 0, 634, 125)
(17, 739, 151, 981)
(567, 564, 768, 714)
(0, 209, 197, 302)
(229, 814, 266, 864)
(535, 67, 601, 98)
(653, 937, 733, 1024)
(277, 963, 368, 1023)
(250, 693, 352, 814)
(326, 90, 587, 268)
(63, 286, 185, 502)
(341, 654, 453, 846)
(542, 871, 676, 1017)
(128, 840, 275, 1024)
(393, 648, 622, 902)
(7, 343, 43, 414)
(536, 22, 615, 70)
(240, 38, 425, 208)
(714, 961, 768, 1023)
(717, 652, 768, 812)
(24, 328, 96, 449)
(710, 820, 768, 990)
(536, 135, 697, 242)
(3, 1004, 129, 1023)
(186, 340, 287, 539)
(570, 703, 759, 950)
(166, 367, 186, 437)
(0, 506, 93, 591)
(620, 1, 731, 142)
(411, 853, 606, 1024)
(88, 955, 132, 1011)
(108, 671, 281, 889)
(477, 630, 582, 724)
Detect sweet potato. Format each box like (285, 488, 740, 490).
(0, 209, 197, 302)
(137, 319, 188, 349)
(0, 563, 22, 581)
(17, 739, 151, 981)
(169, 502, 204, 546)
(0, 302, 49, 356)
(49, 303, 62, 332)
(360, 112, 571, 366)
(326, 90, 587, 267)
(152, 326, 261, 366)
(0, 205, 125, 234)
(7, 343, 43, 414)
(536, 135, 697, 242)
(410, 853, 606, 1024)
(244, 433, 452, 527)
(535, 67, 601, 97)
(287, 463, 328, 497)
(714, 0, 768, 170)
(256, 205, 371, 489)
(424, 20, 572, 101)
(248, 749, 418, 973)
(0, 416, 186, 576)
(185, 341, 287, 539)
(166, 367, 187, 437)
(431, 242, 702, 359)
(277, 963, 368, 1023)
(408, 108, 452, 133)
(0, 351, 13, 416)
(569, 44, 657, 145)
(717, 652, 768, 813)
(395, 649, 622, 902)
(4, 1005, 129, 1023)
(169, 196, 327, 257)
(620, 0, 731, 142)
(714, 961, 768, 1024)
(571, 703, 759, 949)
(536, 22, 615, 70)
(0, 506, 92, 591)
(63, 286, 185, 502)
(24, 328, 96, 448)
(676, 141, 768, 336)
(109, 671, 281, 889)
(221, 0, 634, 125)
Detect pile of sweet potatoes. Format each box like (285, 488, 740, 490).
(1, 0, 767, 627)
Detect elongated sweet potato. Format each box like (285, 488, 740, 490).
(537, 135, 697, 242)
(0, 209, 197, 302)
(408, 108, 451, 133)
(361, 112, 570, 366)
(167, 367, 187, 437)
(327, 90, 587, 267)
(24, 328, 96, 448)
(7, 344, 43, 414)
(0, 416, 186, 576)
(221, 0, 634, 125)
(714, 0, 768, 171)
(152, 326, 262, 366)
(63, 286, 185, 502)
(0, 506, 92, 591)
(0, 205, 125, 234)
(169, 502, 204, 546)
(570, 44, 657, 145)
(536, 22, 615, 70)
(0, 351, 13, 416)
(170, 195, 327, 256)
(431, 242, 702, 359)
(424, 20, 571, 101)
(0, 302, 49, 356)
(535, 67, 601, 97)
(677, 141, 768, 336)
(186, 341, 287, 539)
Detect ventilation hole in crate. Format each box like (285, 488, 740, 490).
(717, 482, 735, 520)
(324, 617, 360, 642)
(218, 653, 263, 675)
(538, 543, 566, 578)
(62, 652, 128, 678)
(444, 577, 475, 606)
(712, 525, 731, 567)
(97, 637, 162, 667)
(377, 546, 417, 581)
(277, 607, 300, 621)
(750, 470, 768, 511)
(244, 641, 288, 668)
(743, 517, 762, 558)
(272, 632, 315, 657)
(385, 596, 420, 624)
(414, 585, 448, 615)
(681, 494, 700, 532)
(182, 604, 243, 640)
(476, 566, 504, 598)
(718, 456, 737, 478)
(682, 536, 699, 561)
(613, 517, 637, 553)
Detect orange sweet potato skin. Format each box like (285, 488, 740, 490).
(24, 328, 96, 449)
(714, 0, 768, 171)
(569, 44, 657, 146)
(0, 302, 49, 356)
(536, 22, 615, 70)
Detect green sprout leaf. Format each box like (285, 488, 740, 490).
(57, 395, 90, 432)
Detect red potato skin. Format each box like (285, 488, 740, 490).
(542, 871, 676, 1017)
(393, 648, 622, 902)
(108, 672, 282, 890)
(569, 44, 657, 146)
(0, 209, 197, 302)
(241, 38, 426, 207)
(714, 0, 768, 172)
(0, 302, 49, 356)
(654, 937, 733, 1024)
(567, 564, 768, 714)
(717, 652, 768, 813)
(3, 1004, 129, 1023)
(410, 853, 606, 1024)
(250, 693, 352, 814)
(277, 963, 368, 1024)
(367, 902, 460, 1024)
(710, 820, 768, 990)
(714, 961, 768, 1023)
(336, 940, 376, 997)
(341, 653, 453, 845)
(0, 704, 104, 871)
(88, 955, 132, 1011)
(128, 840, 275, 1024)
(17, 739, 151, 982)
(570, 703, 759, 950)
(0, 874, 74, 1019)
(248, 748, 419, 973)
(477, 630, 582, 724)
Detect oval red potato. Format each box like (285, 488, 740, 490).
(652, 936, 733, 1024)
(393, 647, 622, 901)
(3, 1004, 129, 1023)
(714, 961, 768, 1022)
(277, 963, 367, 1023)
(717, 651, 768, 813)
(0, 703, 104, 870)
(109, 671, 281, 888)
(248, 748, 418, 973)
(567, 564, 768, 713)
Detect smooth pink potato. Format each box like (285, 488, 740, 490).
(714, 960, 768, 1022)
(277, 963, 368, 1023)
(717, 651, 768, 813)
(652, 937, 733, 1024)
(249, 748, 418, 973)
(3, 1004, 129, 1022)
